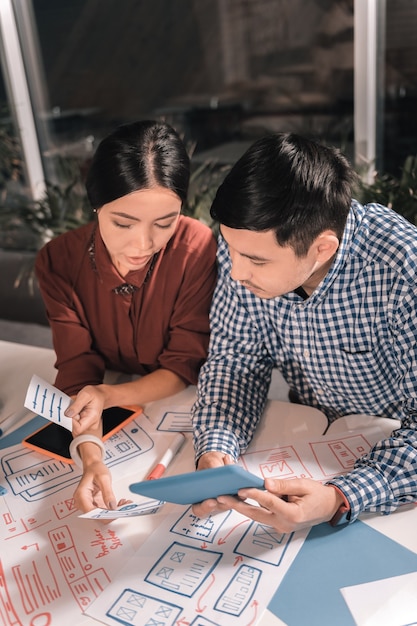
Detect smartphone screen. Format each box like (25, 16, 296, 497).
(22, 406, 141, 463)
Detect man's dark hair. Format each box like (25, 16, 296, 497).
(86, 120, 190, 209)
(210, 132, 356, 256)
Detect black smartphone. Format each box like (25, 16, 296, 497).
(22, 405, 142, 463)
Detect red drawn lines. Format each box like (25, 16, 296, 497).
(48, 525, 111, 609)
(12, 555, 61, 614)
(0, 559, 21, 626)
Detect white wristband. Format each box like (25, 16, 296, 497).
(69, 434, 106, 468)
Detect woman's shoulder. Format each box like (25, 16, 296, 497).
(40, 222, 94, 252)
(159, 217, 217, 286)
(36, 222, 95, 271)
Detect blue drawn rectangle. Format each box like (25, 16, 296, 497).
(145, 542, 222, 597)
(214, 564, 261, 616)
(190, 617, 220, 625)
(107, 588, 181, 626)
(235, 522, 294, 566)
(157, 411, 193, 432)
(1, 447, 78, 500)
(170, 507, 231, 543)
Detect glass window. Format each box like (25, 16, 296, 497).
(30, 0, 354, 168)
(2, 0, 356, 245)
(7, 1, 417, 200)
(384, 0, 417, 175)
(0, 65, 21, 198)
(0, 63, 28, 249)
(0, 0, 353, 242)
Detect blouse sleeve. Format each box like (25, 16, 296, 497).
(157, 226, 218, 385)
(35, 242, 106, 395)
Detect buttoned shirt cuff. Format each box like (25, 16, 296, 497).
(327, 485, 351, 526)
(328, 463, 396, 522)
(193, 428, 241, 465)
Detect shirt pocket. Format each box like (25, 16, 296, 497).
(337, 323, 375, 354)
(314, 313, 394, 403)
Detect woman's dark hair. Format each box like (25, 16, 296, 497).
(210, 132, 357, 257)
(86, 120, 190, 209)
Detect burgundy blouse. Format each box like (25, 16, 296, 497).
(35, 216, 217, 395)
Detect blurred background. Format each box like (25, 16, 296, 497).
(0, 0, 416, 340)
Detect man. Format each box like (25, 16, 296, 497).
(191, 132, 417, 531)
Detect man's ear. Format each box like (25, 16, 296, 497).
(314, 230, 340, 263)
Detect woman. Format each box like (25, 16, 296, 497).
(35, 120, 217, 512)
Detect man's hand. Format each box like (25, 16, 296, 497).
(215, 477, 345, 533)
(65, 385, 107, 435)
(196, 451, 235, 470)
(192, 451, 235, 518)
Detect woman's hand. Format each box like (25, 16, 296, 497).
(71, 422, 131, 516)
(73, 459, 131, 517)
(73, 459, 116, 512)
(65, 385, 107, 435)
(66, 370, 185, 435)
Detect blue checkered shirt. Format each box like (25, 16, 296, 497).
(192, 200, 417, 522)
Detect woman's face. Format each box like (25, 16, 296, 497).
(97, 187, 182, 277)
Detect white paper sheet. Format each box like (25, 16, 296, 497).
(341, 571, 417, 626)
(85, 427, 386, 626)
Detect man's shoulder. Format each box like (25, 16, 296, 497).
(355, 202, 417, 282)
(361, 202, 417, 238)
(353, 202, 417, 252)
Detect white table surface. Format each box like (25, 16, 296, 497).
(1, 339, 416, 626)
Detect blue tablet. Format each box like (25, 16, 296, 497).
(129, 465, 265, 505)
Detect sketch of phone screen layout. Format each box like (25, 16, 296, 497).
(3, 412, 155, 502)
(22, 406, 142, 464)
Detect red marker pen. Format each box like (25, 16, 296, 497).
(146, 432, 186, 480)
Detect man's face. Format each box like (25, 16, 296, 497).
(220, 225, 328, 299)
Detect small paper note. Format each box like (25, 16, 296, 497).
(24, 374, 73, 431)
(79, 500, 165, 519)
